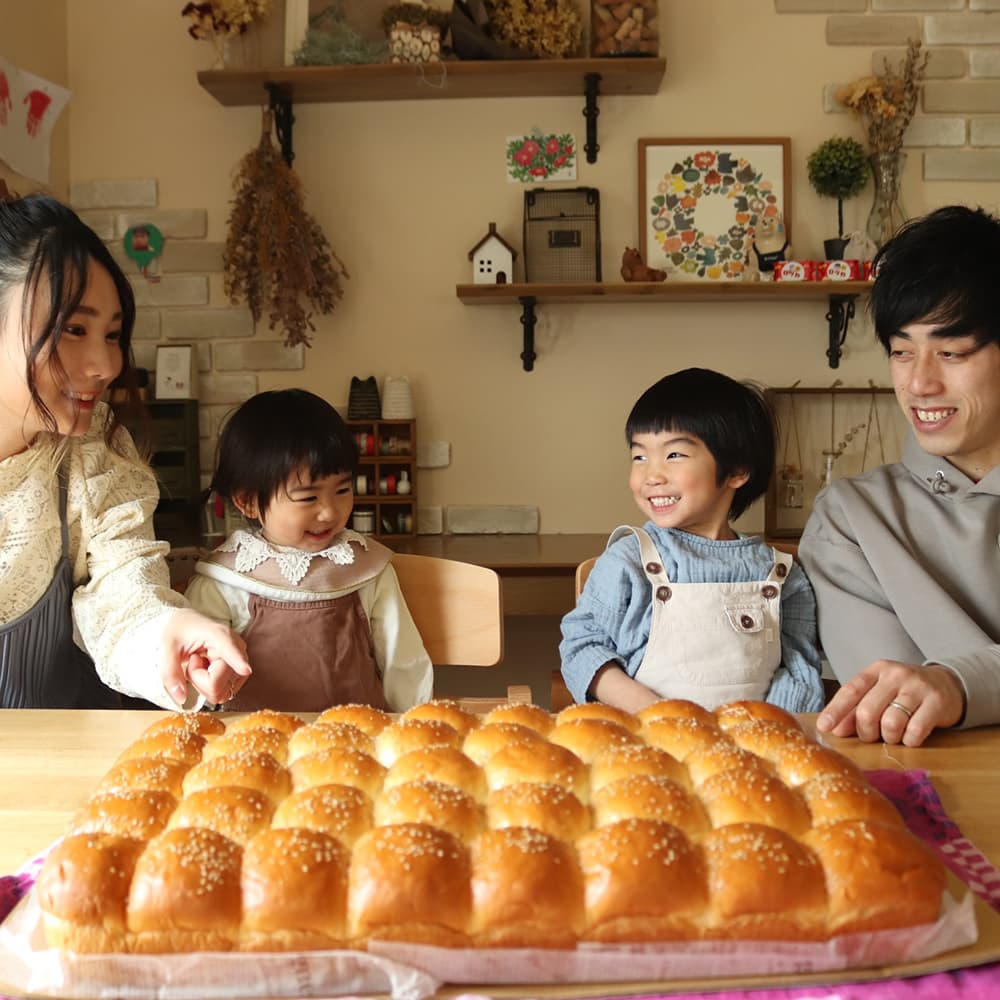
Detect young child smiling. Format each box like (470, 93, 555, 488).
(560, 368, 823, 714)
(185, 389, 432, 713)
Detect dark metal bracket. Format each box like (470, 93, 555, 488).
(583, 72, 601, 164)
(826, 294, 857, 369)
(265, 83, 295, 166)
(519, 296, 538, 371)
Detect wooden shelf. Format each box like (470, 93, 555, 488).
(455, 281, 872, 371)
(456, 280, 872, 304)
(197, 57, 666, 106)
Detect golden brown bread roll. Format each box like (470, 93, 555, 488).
(714, 700, 803, 733)
(773, 741, 865, 787)
(555, 702, 642, 733)
(698, 766, 812, 837)
(201, 725, 290, 765)
(128, 827, 243, 952)
(482, 702, 554, 735)
(95, 756, 191, 798)
(348, 823, 471, 947)
(548, 717, 640, 763)
(462, 722, 546, 767)
(726, 719, 810, 762)
(702, 823, 828, 940)
(803, 819, 947, 934)
(165, 785, 275, 846)
(637, 698, 717, 726)
(225, 709, 305, 737)
(271, 784, 373, 847)
(182, 750, 291, 806)
(287, 721, 374, 764)
(640, 717, 731, 760)
(70, 789, 177, 840)
(316, 703, 392, 736)
(591, 775, 709, 839)
(683, 742, 770, 787)
(289, 746, 386, 798)
(240, 827, 349, 951)
(401, 699, 481, 737)
(114, 727, 205, 766)
(484, 738, 589, 803)
(470, 827, 584, 948)
(374, 718, 462, 767)
(36, 833, 145, 953)
(589, 742, 688, 792)
(801, 773, 905, 828)
(385, 746, 488, 803)
(578, 818, 707, 942)
(487, 781, 591, 841)
(374, 780, 485, 843)
(141, 712, 226, 740)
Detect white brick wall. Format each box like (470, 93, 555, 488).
(779, 4, 1000, 175)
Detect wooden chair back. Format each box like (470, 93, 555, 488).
(392, 553, 503, 667)
(574, 556, 598, 601)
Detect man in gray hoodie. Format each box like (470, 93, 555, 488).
(800, 205, 1000, 748)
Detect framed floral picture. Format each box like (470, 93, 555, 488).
(639, 137, 791, 281)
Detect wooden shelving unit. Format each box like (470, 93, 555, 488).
(346, 419, 417, 540)
(455, 280, 872, 371)
(197, 58, 666, 106)
(197, 57, 665, 166)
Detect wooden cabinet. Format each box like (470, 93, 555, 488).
(117, 399, 202, 546)
(345, 419, 417, 540)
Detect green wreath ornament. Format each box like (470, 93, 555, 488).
(648, 150, 780, 279)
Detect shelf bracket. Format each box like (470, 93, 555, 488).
(583, 72, 601, 164)
(825, 294, 858, 369)
(519, 296, 538, 371)
(265, 83, 295, 167)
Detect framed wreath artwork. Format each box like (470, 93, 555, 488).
(639, 137, 791, 281)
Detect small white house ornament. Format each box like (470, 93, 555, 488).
(468, 221, 518, 284)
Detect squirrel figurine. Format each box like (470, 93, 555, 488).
(621, 246, 667, 282)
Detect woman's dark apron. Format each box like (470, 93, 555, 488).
(0, 466, 119, 708)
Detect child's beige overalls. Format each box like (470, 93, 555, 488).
(609, 526, 792, 709)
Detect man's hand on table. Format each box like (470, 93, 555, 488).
(816, 660, 966, 748)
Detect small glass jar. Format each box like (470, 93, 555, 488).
(591, 0, 659, 57)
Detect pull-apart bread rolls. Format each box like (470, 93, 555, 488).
(37, 698, 946, 954)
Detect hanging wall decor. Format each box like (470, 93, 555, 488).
(223, 109, 348, 348)
(506, 130, 577, 183)
(639, 137, 790, 281)
(122, 224, 165, 283)
(765, 383, 903, 540)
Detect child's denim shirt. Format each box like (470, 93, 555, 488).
(558, 525, 823, 713)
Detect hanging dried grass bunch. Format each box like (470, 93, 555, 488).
(485, 0, 582, 58)
(224, 111, 348, 348)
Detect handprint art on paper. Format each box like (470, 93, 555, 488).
(23, 90, 52, 137)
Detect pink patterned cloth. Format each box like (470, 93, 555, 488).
(2, 771, 998, 1000)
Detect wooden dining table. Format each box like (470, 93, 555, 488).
(2, 708, 1000, 999)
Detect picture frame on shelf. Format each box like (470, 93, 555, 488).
(764, 383, 905, 540)
(638, 137, 791, 282)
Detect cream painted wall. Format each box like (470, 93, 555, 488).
(58, 2, 1000, 534)
(0, 0, 69, 198)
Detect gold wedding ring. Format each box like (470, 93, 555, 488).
(888, 699, 914, 720)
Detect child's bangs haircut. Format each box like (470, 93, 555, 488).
(625, 368, 776, 519)
(871, 205, 1000, 352)
(212, 389, 359, 517)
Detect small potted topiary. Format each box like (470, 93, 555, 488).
(807, 136, 869, 259)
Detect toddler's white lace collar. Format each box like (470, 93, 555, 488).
(218, 529, 367, 586)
